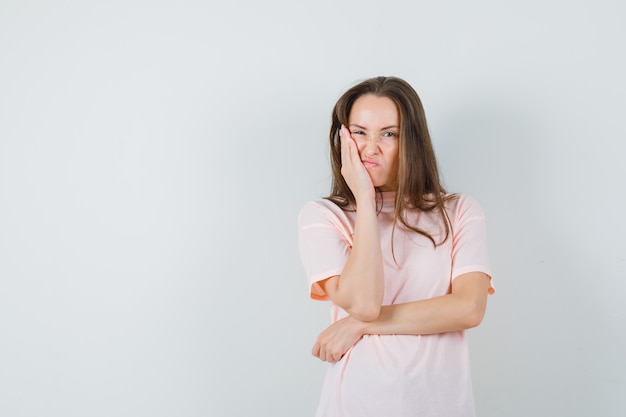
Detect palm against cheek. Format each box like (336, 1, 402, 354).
(340, 127, 374, 200)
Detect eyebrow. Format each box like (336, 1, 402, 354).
(349, 124, 399, 130)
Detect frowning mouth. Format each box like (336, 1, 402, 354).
(362, 159, 379, 168)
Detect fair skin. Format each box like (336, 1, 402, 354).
(313, 94, 491, 362)
(318, 94, 399, 322)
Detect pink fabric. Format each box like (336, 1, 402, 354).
(298, 193, 493, 417)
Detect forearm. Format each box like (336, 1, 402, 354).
(326, 198, 384, 321)
(314, 292, 482, 363)
(363, 295, 480, 336)
(360, 273, 490, 335)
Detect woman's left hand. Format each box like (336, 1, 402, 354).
(312, 315, 366, 363)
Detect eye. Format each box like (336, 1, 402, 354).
(382, 131, 397, 138)
(351, 130, 365, 136)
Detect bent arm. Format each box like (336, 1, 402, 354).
(319, 198, 384, 321)
(362, 271, 491, 335)
(316, 127, 385, 321)
(312, 272, 491, 362)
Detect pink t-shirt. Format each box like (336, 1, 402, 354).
(298, 192, 493, 417)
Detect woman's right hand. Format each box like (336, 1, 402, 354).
(340, 125, 375, 203)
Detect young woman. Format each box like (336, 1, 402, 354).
(298, 76, 494, 417)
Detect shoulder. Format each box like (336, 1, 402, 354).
(298, 199, 356, 243)
(299, 198, 341, 214)
(444, 194, 486, 223)
(298, 199, 351, 225)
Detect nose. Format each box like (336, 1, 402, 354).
(359, 134, 380, 157)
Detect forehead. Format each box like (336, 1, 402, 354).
(348, 94, 399, 126)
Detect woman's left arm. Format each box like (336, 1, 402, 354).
(312, 272, 490, 362)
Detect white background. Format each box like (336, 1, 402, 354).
(1, 1, 625, 416)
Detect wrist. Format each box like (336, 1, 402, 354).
(348, 314, 370, 336)
(354, 194, 376, 211)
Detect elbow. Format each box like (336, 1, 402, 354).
(464, 311, 484, 329)
(350, 304, 381, 322)
(463, 304, 486, 329)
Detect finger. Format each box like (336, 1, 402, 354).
(340, 125, 350, 165)
(346, 135, 362, 166)
(316, 340, 325, 361)
(340, 124, 347, 139)
(324, 345, 337, 363)
(341, 128, 359, 170)
(342, 126, 356, 150)
(312, 342, 320, 358)
(342, 127, 361, 165)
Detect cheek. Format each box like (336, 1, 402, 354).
(386, 145, 400, 167)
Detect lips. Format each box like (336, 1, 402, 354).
(362, 158, 379, 168)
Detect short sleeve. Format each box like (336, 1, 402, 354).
(297, 200, 354, 300)
(450, 195, 495, 294)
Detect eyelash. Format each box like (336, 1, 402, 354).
(351, 131, 397, 138)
